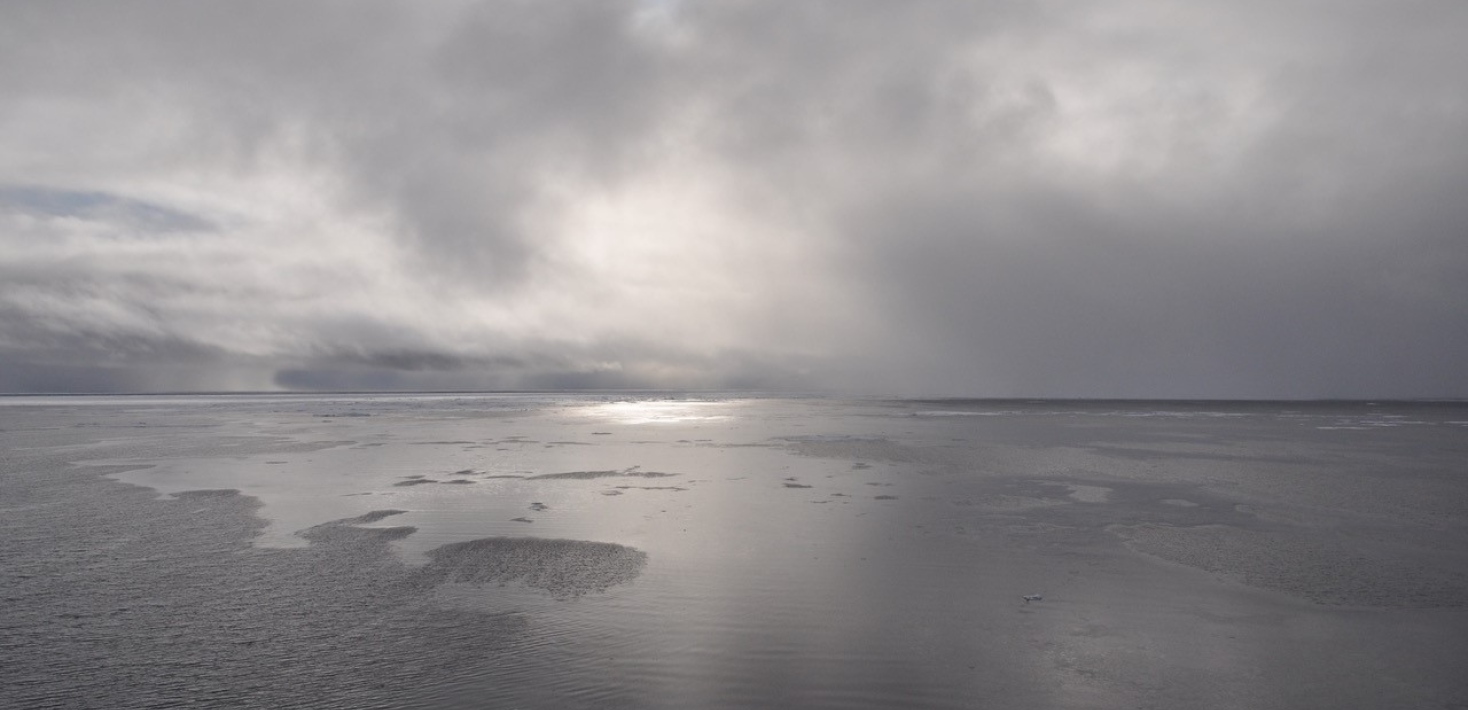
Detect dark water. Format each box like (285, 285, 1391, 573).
(3, 395, 1467, 708)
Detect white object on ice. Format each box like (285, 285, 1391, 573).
(1022, 594, 1043, 604)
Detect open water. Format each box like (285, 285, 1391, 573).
(3, 394, 1467, 708)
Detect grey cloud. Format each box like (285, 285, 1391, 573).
(840, 182, 1468, 397)
(270, 340, 815, 393)
(672, 0, 1468, 397)
(0, 1, 1465, 396)
(3, 2, 667, 283)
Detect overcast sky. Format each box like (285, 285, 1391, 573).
(2, 1, 1465, 397)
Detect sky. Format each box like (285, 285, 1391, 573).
(1, 0, 1466, 397)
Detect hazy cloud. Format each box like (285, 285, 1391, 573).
(1, 0, 1465, 396)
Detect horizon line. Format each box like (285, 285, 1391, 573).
(1, 389, 1464, 404)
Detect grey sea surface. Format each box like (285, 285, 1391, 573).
(3, 394, 1467, 708)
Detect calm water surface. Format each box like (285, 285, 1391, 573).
(3, 395, 1467, 708)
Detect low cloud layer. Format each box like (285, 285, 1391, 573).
(2, 1, 1465, 397)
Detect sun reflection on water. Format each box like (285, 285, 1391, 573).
(586, 399, 738, 425)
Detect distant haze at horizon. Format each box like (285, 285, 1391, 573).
(2, 1, 1466, 398)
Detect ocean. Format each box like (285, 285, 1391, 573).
(3, 394, 1466, 708)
